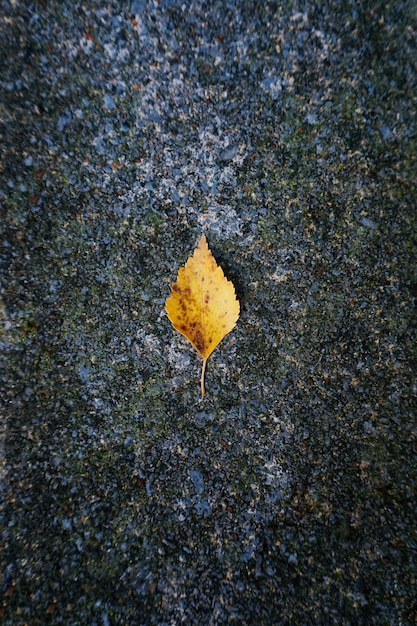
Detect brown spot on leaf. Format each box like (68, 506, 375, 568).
(194, 330, 207, 353)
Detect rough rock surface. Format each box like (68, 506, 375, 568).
(1, 0, 416, 624)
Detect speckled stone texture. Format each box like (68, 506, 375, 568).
(1, 0, 416, 624)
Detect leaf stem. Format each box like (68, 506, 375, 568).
(201, 357, 208, 397)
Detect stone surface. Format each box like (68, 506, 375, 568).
(1, 0, 416, 624)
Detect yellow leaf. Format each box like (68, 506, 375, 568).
(165, 234, 240, 397)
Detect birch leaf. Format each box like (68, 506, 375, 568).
(165, 234, 240, 397)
